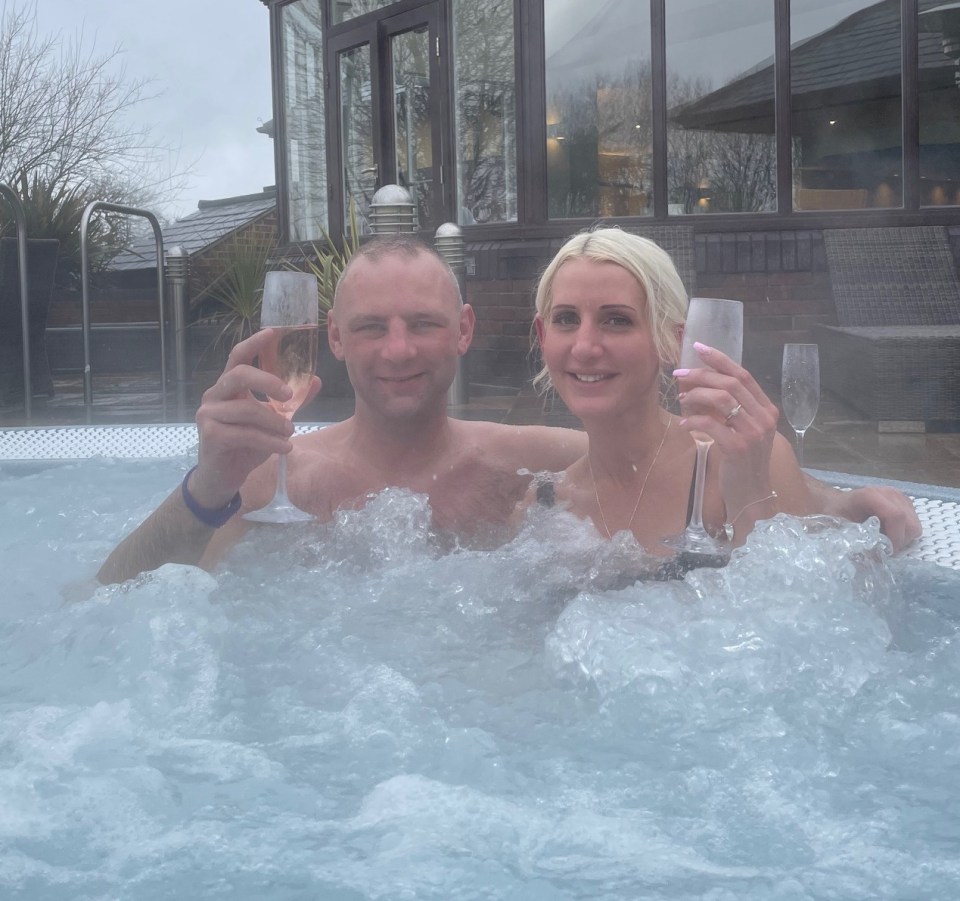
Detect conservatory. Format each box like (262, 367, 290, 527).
(257, 0, 960, 381)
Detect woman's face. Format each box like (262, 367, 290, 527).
(536, 257, 663, 423)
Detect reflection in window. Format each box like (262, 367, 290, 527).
(791, 0, 902, 211)
(666, 0, 776, 215)
(919, 0, 960, 207)
(330, 0, 396, 25)
(544, 0, 653, 219)
(392, 26, 433, 227)
(281, 3, 327, 242)
(340, 44, 377, 232)
(452, 0, 517, 225)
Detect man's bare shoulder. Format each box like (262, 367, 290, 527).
(453, 420, 586, 473)
(293, 421, 351, 453)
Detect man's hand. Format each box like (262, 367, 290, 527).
(190, 329, 322, 508)
(804, 475, 921, 553)
(96, 330, 323, 585)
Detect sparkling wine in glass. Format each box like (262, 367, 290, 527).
(663, 297, 744, 563)
(781, 343, 820, 469)
(244, 271, 319, 523)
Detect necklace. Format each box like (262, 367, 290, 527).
(588, 416, 672, 539)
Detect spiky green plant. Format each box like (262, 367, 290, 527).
(0, 172, 125, 287)
(193, 230, 275, 354)
(288, 199, 362, 319)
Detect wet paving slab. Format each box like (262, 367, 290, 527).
(3, 373, 959, 488)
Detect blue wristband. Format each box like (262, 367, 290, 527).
(181, 466, 242, 528)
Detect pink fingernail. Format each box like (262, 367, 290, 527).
(673, 368, 690, 377)
(694, 342, 713, 355)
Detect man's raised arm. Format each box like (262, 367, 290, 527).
(97, 330, 319, 584)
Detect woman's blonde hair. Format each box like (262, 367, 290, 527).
(532, 227, 689, 392)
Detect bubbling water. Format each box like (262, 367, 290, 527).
(2, 458, 960, 899)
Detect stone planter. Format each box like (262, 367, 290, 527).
(0, 237, 59, 401)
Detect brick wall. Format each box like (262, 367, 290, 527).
(696, 231, 833, 380)
(47, 288, 161, 327)
(46, 210, 281, 329)
(189, 210, 279, 300)
(466, 278, 538, 383)
(465, 229, 839, 386)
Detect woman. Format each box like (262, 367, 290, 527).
(528, 227, 810, 562)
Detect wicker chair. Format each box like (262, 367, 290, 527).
(814, 227, 960, 430)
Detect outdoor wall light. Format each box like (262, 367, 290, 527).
(546, 123, 565, 140)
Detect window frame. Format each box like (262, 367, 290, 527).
(268, 0, 958, 246)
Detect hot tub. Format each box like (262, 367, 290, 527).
(1, 424, 959, 899)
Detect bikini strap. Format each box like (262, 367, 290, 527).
(536, 479, 556, 508)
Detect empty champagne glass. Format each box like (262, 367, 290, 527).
(663, 297, 744, 562)
(244, 271, 319, 523)
(781, 343, 820, 468)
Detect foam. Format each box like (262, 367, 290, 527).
(2, 459, 960, 898)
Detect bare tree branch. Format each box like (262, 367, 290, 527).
(0, 1, 188, 211)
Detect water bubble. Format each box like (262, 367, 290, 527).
(3, 461, 960, 897)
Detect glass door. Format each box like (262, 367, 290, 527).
(328, 2, 449, 236)
(330, 22, 379, 236)
(385, 9, 444, 228)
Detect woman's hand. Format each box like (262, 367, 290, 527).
(673, 342, 784, 533)
(804, 476, 921, 552)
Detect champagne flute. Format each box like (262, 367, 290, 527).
(663, 297, 744, 562)
(244, 271, 320, 523)
(781, 343, 820, 469)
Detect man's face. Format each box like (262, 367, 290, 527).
(328, 251, 475, 423)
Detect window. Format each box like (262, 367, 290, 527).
(666, 0, 776, 215)
(330, 0, 397, 25)
(544, 0, 653, 219)
(281, 2, 328, 242)
(339, 43, 376, 229)
(791, 0, 903, 211)
(452, 0, 517, 225)
(919, 0, 960, 207)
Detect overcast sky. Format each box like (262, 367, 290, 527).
(32, 0, 276, 221)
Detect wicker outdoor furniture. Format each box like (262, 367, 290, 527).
(814, 227, 960, 430)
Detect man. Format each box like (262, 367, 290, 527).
(98, 236, 920, 584)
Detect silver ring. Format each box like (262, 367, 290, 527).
(724, 403, 743, 423)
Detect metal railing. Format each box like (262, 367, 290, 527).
(79, 202, 167, 410)
(0, 182, 33, 418)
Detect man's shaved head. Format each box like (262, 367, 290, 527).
(333, 234, 462, 310)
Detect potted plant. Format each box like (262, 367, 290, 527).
(283, 201, 362, 395)
(191, 205, 362, 395)
(0, 173, 69, 399)
(1, 172, 136, 402)
(191, 229, 275, 368)
(290, 200, 362, 315)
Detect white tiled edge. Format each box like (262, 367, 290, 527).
(0, 424, 323, 460)
(2, 427, 958, 572)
